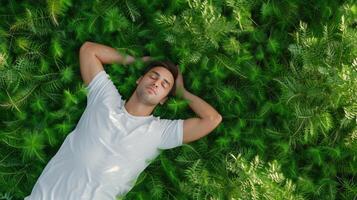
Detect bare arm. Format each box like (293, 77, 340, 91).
(174, 68, 222, 144)
(181, 89, 222, 144)
(182, 89, 221, 119)
(79, 41, 151, 86)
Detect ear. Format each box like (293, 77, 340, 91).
(159, 96, 168, 105)
(136, 76, 143, 84)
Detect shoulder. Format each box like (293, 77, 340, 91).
(153, 116, 184, 130)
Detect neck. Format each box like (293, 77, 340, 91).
(124, 92, 155, 117)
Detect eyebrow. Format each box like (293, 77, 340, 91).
(150, 71, 171, 86)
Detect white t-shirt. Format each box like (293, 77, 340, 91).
(24, 70, 184, 200)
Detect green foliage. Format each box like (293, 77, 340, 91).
(226, 153, 304, 200)
(0, 0, 356, 199)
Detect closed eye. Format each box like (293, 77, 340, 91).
(150, 75, 167, 89)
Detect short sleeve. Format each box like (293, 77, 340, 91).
(85, 70, 123, 107)
(157, 119, 184, 150)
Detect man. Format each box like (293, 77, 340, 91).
(25, 41, 222, 199)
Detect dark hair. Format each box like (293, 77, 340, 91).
(141, 60, 178, 98)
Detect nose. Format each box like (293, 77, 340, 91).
(152, 79, 160, 88)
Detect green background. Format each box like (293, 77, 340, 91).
(0, 0, 356, 199)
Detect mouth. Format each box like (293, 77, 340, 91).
(147, 87, 156, 95)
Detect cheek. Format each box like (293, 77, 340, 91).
(163, 89, 170, 96)
(156, 89, 165, 96)
(142, 79, 152, 86)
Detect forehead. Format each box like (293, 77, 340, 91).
(147, 66, 174, 83)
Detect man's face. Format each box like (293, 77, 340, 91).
(135, 66, 174, 106)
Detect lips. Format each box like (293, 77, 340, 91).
(147, 87, 156, 95)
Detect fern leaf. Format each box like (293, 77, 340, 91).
(47, 0, 73, 26)
(21, 131, 46, 163)
(125, 0, 141, 22)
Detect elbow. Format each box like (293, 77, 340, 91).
(209, 114, 222, 126)
(216, 114, 223, 124)
(80, 41, 95, 53)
